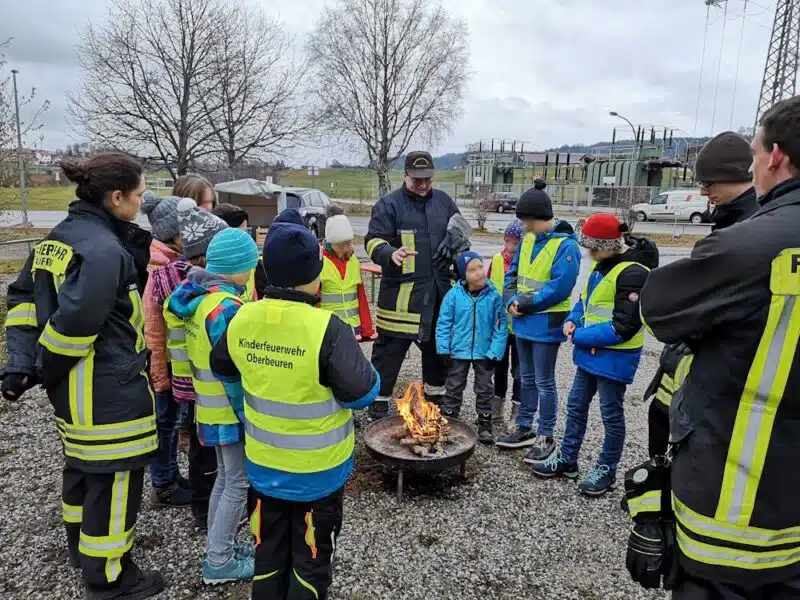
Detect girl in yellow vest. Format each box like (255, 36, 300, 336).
(497, 181, 581, 465)
(167, 227, 260, 584)
(487, 219, 523, 427)
(531, 213, 659, 497)
(320, 209, 377, 341)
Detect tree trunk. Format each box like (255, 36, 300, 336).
(375, 161, 392, 197)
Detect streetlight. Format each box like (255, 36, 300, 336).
(11, 69, 30, 226)
(609, 111, 638, 148)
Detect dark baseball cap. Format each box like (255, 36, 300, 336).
(404, 151, 435, 179)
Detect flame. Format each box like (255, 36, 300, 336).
(395, 381, 448, 442)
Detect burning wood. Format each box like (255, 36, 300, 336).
(394, 381, 450, 457)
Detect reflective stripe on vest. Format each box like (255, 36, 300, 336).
(674, 249, 800, 573)
(656, 354, 694, 407)
(319, 254, 362, 327)
(490, 253, 512, 332)
(163, 302, 192, 378)
(187, 291, 241, 426)
(581, 261, 650, 350)
(227, 299, 354, 474)
(516, 234, 571, 313)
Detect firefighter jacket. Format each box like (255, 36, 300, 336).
(3, 200, 157, 474)
(364, 184, 460, 342)
(210, 286, 380, 502)
(641, 177, 800, 586)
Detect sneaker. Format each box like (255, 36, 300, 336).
(477, 414, 494, 445)
(234, 542, 255, 558)
(522, 436, 556, 464)
(578, 465, 617, 497)
(442, 407, 460, 420)
(530, 450, 579, 479)
(495, 427, 536, 449)
(86, 565, 164, 600)
(202, 554, 254, 585)
(149, 482, 192, 508)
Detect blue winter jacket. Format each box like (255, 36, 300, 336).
(566, 237, 659, 384)
(436, 280, 508, 361)
(504, 220, 581, 343)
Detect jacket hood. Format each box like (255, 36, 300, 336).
(536, 218, 577, 242)
(622, 234, 660, 269)
(168, 267, 243, 319)
(711, 186, 758, 231)
(149, 239, 181, 269)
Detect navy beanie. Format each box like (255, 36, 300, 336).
(263, 223, 322, 288)
(456, 250, 483, 280)
(273, 208, 305, 226)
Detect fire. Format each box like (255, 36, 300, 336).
(395, 381, 449, 442)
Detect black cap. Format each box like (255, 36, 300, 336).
(516, 187, 553, 220)
(695, 131, 753, 184)
(404, 151, 435, 178)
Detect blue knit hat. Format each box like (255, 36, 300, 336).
(456, 250, 483, 280)
(206, 228, 259, 275)
(263, 223, 323, 288)
(273, 208, 305, 226)
(504, 218, 523, 240)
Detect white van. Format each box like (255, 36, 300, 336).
(631, 190, 708, 224)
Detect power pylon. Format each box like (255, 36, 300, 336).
(754, 0, 800, 127)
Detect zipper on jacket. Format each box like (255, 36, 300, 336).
(471, 294, 477, 359)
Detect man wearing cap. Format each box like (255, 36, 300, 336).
(210, 222, 380, 600)
(364, 151, 460, 419)
(696, 130, 759, 231)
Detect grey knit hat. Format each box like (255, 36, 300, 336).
(695, 131, 753, 184)
(177, 198, 228, 259)
(141, 191, 185, 242)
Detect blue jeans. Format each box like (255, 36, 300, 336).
(515, 339, 560, 435)
(207, 442, 249, 565)
(149, 391, 186, 488)
(561, 367, 627, 470)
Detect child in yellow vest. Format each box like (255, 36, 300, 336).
(167, 227, 260, 584)
(320, 209, 377, 341)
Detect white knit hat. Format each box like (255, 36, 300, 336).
(325, 214, 354, 244)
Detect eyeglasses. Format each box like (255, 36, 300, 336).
(699, 182, 714, 190)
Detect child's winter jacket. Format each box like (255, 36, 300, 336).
(436, 280, 508, 361)
(143, 239, 181, 392)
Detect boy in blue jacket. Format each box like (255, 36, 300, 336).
(497, 181, 581, 463)
(532, 213, 659, 497)
(436, 251, 507, 444)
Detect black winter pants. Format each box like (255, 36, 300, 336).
(251, 488, 344, 600)
(370, 334, 448, 406)
(672, 571, 800, 599)
(187, 403, 217, 525)
(648, 398, 671, 458)
(493, 333, 520, 402)
(443, 359, 494, 417)
(62, 466, 144, 589)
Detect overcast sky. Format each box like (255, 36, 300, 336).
(0, 0, 777, 163)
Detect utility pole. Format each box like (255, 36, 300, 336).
(11, 69, 30, 226)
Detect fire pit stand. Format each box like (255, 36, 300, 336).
(363, 416, 478, 501)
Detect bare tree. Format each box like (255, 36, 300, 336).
(0, 39, 49, 210)
(203, 4, 312, 170)
(69, 0, 223, 178)
(307, 0, 469, 196)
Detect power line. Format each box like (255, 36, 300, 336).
(693, 3, 712, 137)
(710, 0, 729, 134)
(730, 0, 748, 128)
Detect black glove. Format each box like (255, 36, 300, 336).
(626, 521, 665, 589)
(1, 372, 36, 401)
(661, 520, 681, 590)
(661, 341, 691, 374)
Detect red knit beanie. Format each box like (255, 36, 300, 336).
(579, 213, 627, 252)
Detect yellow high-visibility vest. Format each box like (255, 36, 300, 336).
(581, 261, 650, 350)
(516, 234, 571, 313)
(319, 254, 362, 327)
(226, 299, 354, 474)
(163, 302, 192, 378)
(490, 253, 512, 332)
(186, 292, 240, 426)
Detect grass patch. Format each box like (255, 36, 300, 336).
(0, 295, 7, 363)
(0, 259, 25, 275)
(642, 232, 702, 248)
(0, 227, 50, 242)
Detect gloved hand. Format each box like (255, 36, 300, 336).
(661, 341, 691, 374)
(1, 372, 36, 401)
(433, 214, 472, 273)
(626, 521, 666, 589)
(661, 520, 681, 590)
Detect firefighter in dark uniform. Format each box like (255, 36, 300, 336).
(629, 96, 800, 597)
(643, 131, 758, 457)
(364, 151, 460, 419)
(1, 154, 164, 599)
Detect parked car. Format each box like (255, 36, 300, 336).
(284, 187, 333, 239)
(487, 192, 519, 213)
(630, 189, 709, 224)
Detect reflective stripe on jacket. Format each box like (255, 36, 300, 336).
(187, 291, 240, 426)
(319, 254, 362, 327)
(655, 354, 693, 407)
(226, 299, 354, 494)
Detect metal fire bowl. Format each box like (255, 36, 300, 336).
(363, 415, 478, 474)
